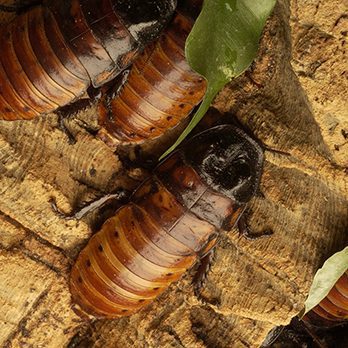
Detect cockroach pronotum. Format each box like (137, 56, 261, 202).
(0, 0, 177, 120)
(97, 0, 207, 147)
(303, 270, 348, 327)
(70, 125, 264, 319)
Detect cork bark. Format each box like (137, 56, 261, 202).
(0, 0, 347, 347)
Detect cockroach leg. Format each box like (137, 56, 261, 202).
(57, 102, 99, 144)
(193, 248, 216, 300)
(193, 233, 219, 299)
(50, 189, 129, 220)
(107, 69, 130, 99)
(263, 145, 292, 157)
(57, 113, 77, 145)
(261, 326, 285, 347)
(238, 212, 273, 240)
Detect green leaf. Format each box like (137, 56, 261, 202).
(160, 0, 276, 159)
(302, 246, 348, 316)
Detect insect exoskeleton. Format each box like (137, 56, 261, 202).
(303, 270, 348, 327)
(0, 0, 177, 120)
(97, 0, 207, 148)
(70, 125, 264, 319)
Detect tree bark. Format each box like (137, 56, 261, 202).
(0, 0, 347, 347)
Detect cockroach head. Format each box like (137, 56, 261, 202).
(184, 125, 263, 204)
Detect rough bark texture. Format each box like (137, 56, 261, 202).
(0, 0, 347, 347)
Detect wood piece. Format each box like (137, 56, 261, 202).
(0, 0, 347, 347)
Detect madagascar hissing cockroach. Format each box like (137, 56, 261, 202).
(0, 0, 177, 120)
(261, 269, 348, 346)
(303, 270, 348, 327)
(70, 125, 264, 319)
(97, 0, 207, 147)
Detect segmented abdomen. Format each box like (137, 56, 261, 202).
(97, 7, 207, 146)
(70, 125, 264, 319)
(304, 270, 348, 327)
(0, 0, 176, 120)
(70, 154, 236, 318)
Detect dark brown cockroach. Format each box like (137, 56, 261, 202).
(97, 0, 207, 147)
(70, 125, 264, 319)
(303, 270, 348, 327)
(0, 0, 177, 120)
(261, 269, 348, 347)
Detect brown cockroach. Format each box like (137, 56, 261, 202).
(70, 125, 264, 319)
(0, 0, 177, 120)
(261, 270, 348, 347)
(97, 0, 207, 147)
(303, 270, 348, 327)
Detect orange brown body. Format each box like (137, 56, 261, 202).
(70, 125, 264, 319)
(0, 0, 176, 120)
(304, 270, 348, 327)
(97, 0, 206, 147)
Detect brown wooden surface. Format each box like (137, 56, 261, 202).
(0, 0, 347, 347)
